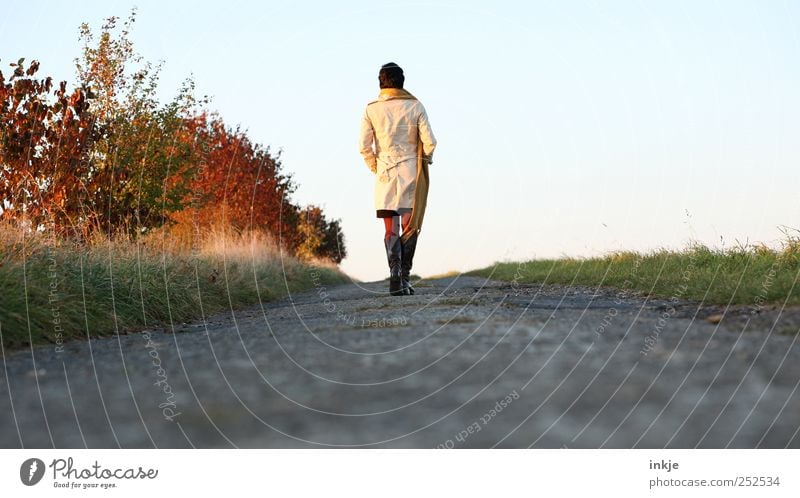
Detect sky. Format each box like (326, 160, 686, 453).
(2, 0, 799, 281)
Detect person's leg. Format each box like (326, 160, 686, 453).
(383, 215, 403, 296)
(400, 211, 412, 232)
(384, 216, 399, 237)
(399, 210, 417, 295)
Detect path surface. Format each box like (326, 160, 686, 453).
(2, 275, 799, 448)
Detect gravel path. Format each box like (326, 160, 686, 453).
(2, 275, 799, 448)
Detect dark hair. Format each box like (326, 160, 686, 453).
(378, 62, 404, 89)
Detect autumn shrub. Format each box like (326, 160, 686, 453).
(0, 9, 345, 262)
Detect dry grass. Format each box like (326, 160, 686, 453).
(467, 232, 800, 306)
(0, 222, 348, 350)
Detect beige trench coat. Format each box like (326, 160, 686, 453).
(359, 95, 436, 212)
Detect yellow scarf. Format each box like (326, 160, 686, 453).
(375, 88, 430, 242)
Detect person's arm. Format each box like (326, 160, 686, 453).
(418, 104, 437, 164)
(359, 108, 377, 173)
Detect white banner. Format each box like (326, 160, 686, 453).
(1, 450, 796, 497)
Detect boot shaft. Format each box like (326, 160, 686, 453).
(400, 231, 418, 277)
(384, 233, 403, 295)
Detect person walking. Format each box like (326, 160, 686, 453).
(359, 62, 437, 296)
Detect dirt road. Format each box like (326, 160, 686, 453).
(2, 275, 799, 448)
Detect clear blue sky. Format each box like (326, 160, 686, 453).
(3, 0, 799, 281)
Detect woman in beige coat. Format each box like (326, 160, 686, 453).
(359, 62, 437, 295)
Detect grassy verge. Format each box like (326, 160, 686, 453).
(466, 239, 800, 306)
(0, 224, 348, 351)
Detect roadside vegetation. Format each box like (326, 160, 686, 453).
(0, 10, 349, 350)
(467, 234, 800, 306)
(0, 223, 347, 350)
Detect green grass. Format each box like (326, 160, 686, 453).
(0, 225, 348, 351)
(466, 239, 800, 306)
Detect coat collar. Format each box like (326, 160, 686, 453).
(369, 88, 417, 105)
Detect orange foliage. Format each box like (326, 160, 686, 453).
(0, 11, 346, 262)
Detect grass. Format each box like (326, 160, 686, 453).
(466, 236, 800, 306)
(423, 270, 460, 280)
(0, 223, 348, 351)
